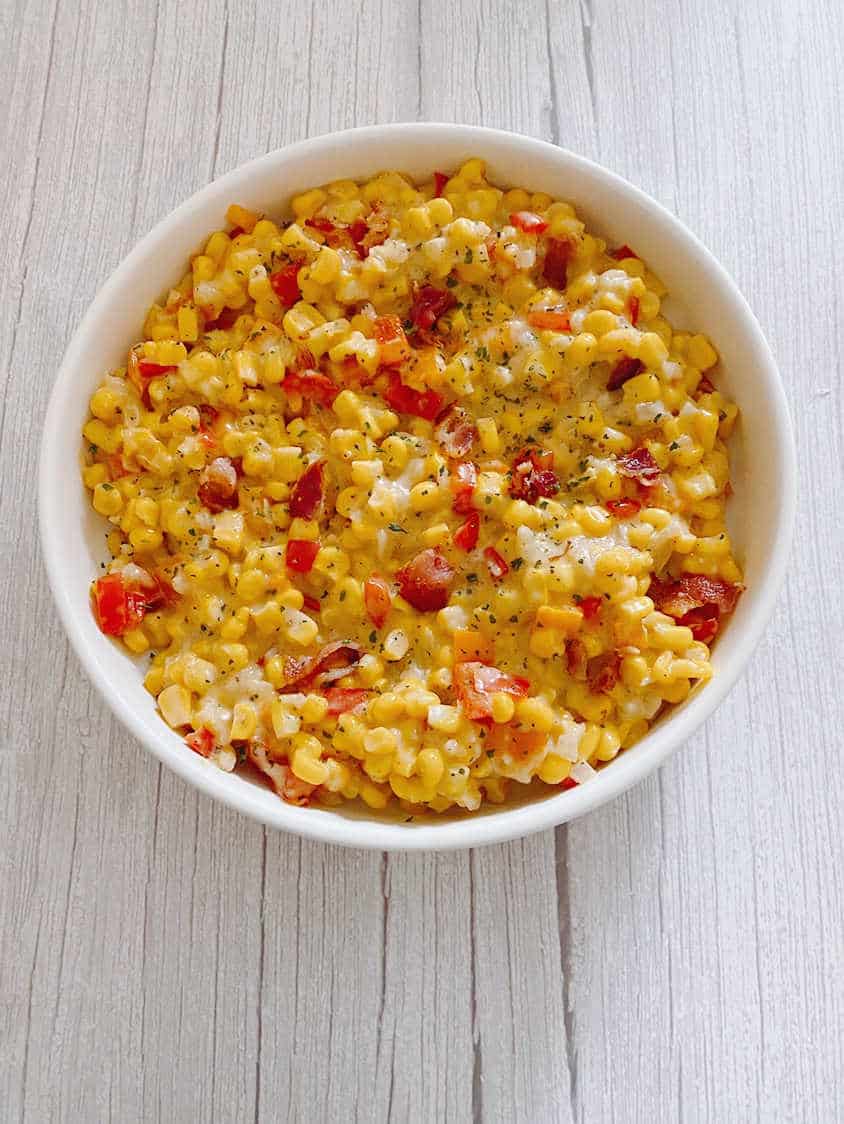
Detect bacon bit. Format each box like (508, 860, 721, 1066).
(453, 628, 494, 665)
(396, 548, 454, 612)
(605, 497, 642, 519)
(289, 460, 324, 520)
(677, 604, 720, 644)
(617, 447, 661, 487)
(453, 662, 530, 722)
(629, 296, 640, 326)
(696, 374, 716, 396)
(483, 546, 509, 581)
(383, 371, 444, 420)
(434, 403, 478, 458)
(509, 447, 559, 504)
(303, 594, 322, 614)
(579, 596, 603, 622)
(408, 286, 456, 333)
(527, 309, 571, 332)
(451, 461, 478, 513)
(286, 539, 320, 573)
(373, 315, 412, 367)
(454, 512, 480, 552)
(282, 641, 364, 690)
(607, 356, 645, 391)
(323, 687, 371, 716)
(364, 574, 392, 628)
(586, 651, 622, 694)
(144, 573, 181, 611)
(486, 236, 498, 262)
(269, 261, 302, 306)
(543, 237, 574, 289)
(611, 244, 637, 260)
(433, 171, 449, 197)
(560, 776, 578, 790)
(565, 637, 588, 679)
(283, 369, 339, 407)
(197, 403, 219, 430)
(185, 726, 216, 757)
(353, 206, 390, 256)
(648, 573, 742, 620)
(292, 346, 316, 372)
(228, 226, 244, 239)
(510, 211, 549, 234)
(92, 573, 148, 637)
(197, 456, 239, 512)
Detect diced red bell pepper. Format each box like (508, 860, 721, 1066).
(527, 310, 571, 332)
(579, 596, 603, 622)
(510, 211, 549, 234)
(433, 171, 449, 197)
(629, 296, 640, 326)
(605, 498, 642, 519)
(383, 371, 444, 420)
(611, 244, 637, 260)
(92, 573, 148, 637)
(269, 261, 302, 306)
(364, 574, 392, 628)
(185, 727, 216, 757)
(453, 662, 530, 722)
(483, 546, 509, 581)
(289, 460, 324, 519)
(137, 360, 177, 379)
(396, 548, 454, 612)
(286, 539, 320, 573)
(454, 512, 480, 552)
(303, 593, 322, 614)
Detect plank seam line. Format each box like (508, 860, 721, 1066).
(210, 0, 230, 179)
(543, 0, 560, 145)
(254, 827, 267, 1124)
(555, 827, 577, 1120)
(578, 0, 598, 137)
(469, 850, 483, 1124)
(128, 0, 161, 237)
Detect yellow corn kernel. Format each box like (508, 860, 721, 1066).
(383, 629, 410, 661)
(426, 704, 461, 733)
(122, 627, 149, 654)
(182, 656, 217, 692)
(515, 696, 554, 733)
(226, 203, 259, 233)
(363, 727, 399, 756)
(270, 698, 301, 738)
(371, 691, 405, 723)
(157, 683, 193, 728)
(537, 753, 572, 785)
(176, 305, 199, 342)
(687, 333, 718, 370)
(490, 692, 516, 724)
(417, 747, 445, 788)
(89, 386, 121, 422)
(92, 482, 123, 516)
(536, 604, 583, 636)
(301, 694, 330, 723)
(144, 665, 165, 696)
(638, 332, 668, 367)
(251, 600, 284, 635)
(236, 568, 269, 601)
(477, 417, 500, 454)
(230, 701, 258, 741)
(582, 309, 617, 337)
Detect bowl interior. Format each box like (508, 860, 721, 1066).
(39, 125, 794, 849)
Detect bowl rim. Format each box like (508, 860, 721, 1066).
(38, 122, 797, 851)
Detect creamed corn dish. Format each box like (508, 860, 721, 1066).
(81, 160, 742, 815)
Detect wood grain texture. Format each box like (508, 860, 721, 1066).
(1, 0, 842, 1121)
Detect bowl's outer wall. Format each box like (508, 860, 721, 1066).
(39, 125, 796, 850)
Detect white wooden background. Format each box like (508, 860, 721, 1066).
(2, 0, 842, 1120)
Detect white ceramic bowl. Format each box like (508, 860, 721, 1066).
(39, 124, 796, 850)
